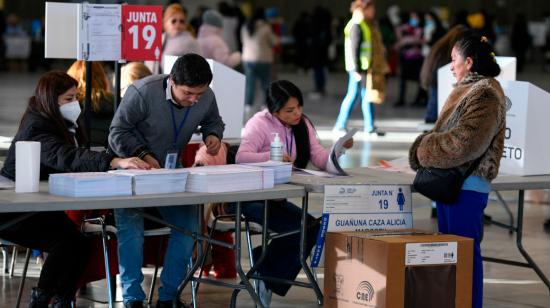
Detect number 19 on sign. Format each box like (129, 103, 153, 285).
(128, 25, 156, 50)
(121, 5, 162, 61)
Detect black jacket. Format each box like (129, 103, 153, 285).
(1, 111, 114, 181)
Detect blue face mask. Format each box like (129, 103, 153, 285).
(425, 20, 435, 29)
(409, 18, 419, 27)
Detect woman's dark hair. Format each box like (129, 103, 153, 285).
(246, 7, 265, 36)
(18, 71, 80, 144)
(267, 80, 310, 168)
(454, 31, 501, 77)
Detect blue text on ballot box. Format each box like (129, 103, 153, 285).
(311, 184, 413, 267)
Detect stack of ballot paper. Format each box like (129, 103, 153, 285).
(240, 161, 292, 184)
(49, 172, 132, 197)
(110, 169, 189, 195)
(186, 165, 274, 193)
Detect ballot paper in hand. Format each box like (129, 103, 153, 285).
(326, 128, 357, 175)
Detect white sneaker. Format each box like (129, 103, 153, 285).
(257, 280, 272, 308)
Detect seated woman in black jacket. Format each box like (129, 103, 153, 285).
(0, 71, 149, 307)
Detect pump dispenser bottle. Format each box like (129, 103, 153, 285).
(270, 133, 283, 161)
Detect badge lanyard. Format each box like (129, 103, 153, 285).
(169, 104, 191, 149)
(286, 129, 294, 157)
(165, 104, 190, 169)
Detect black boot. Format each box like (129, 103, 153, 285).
(51, 295, 74, 308)
(28, 287, 51, 308)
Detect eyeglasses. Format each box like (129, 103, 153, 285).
(170, 18, 185, 25)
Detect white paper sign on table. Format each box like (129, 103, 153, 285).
(312, 184, 413, 267)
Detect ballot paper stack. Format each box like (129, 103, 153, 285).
(110, 169, 189, 195)
(186, 165, 274, 193)
(240, 161, 292, 184)
(49, 172, 132, 197)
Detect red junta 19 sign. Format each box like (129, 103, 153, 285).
(121, 5, 163, 61)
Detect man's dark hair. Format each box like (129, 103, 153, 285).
(170, 53, 213, 86)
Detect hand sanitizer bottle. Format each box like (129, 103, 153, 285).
(270, 133, 283, 161)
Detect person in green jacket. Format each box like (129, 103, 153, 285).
(333, 0, 378, 134)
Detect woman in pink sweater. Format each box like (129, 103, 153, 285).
(233, 80, 352, 306)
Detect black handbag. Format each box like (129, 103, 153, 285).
(413, 146, 489, 204)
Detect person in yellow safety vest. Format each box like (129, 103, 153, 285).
(334, 0, 381, 135)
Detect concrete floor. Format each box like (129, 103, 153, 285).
(1, 63, 550, 307)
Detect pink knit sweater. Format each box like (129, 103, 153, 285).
(236, 110, 329, 170)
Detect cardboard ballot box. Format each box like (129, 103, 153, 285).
(324, 230, 473, 308)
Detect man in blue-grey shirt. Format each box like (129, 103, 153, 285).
(109, 54, 225, 308)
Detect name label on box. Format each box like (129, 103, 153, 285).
(405, 242, 457, 265)
(312, 184, 413, 267)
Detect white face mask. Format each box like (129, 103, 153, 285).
(59, 100, 81, 124)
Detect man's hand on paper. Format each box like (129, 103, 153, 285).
(205, 135, 221, 155)
(111, 157, 151, 170)
(142, 154, 161, 169)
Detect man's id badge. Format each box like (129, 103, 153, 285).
(165, 150, 178, 169)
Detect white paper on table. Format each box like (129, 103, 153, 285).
(326, 128, 357, 175)
(293, 168, 335, 178)
(0, 175, 15, 189)
(373, 157, 416, 174)
(77, 3, 121, 61)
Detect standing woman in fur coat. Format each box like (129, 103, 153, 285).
(409, 32, 505, 308)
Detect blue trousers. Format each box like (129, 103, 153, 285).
(226, 200, 319, 296)
(114, 206, 198, 304)
(334, 72, 374, 132)
(243, 61, 272, 106)
(425, 84, 438, 123)
(437, 190, 488, 308)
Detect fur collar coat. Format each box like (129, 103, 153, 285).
(409, 74, 506, 181)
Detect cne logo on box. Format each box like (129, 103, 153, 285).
(355, 281, 375, 303)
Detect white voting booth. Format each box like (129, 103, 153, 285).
(163, 56, 245, 139)
(499, 81, 550, 175)
(437, 57, 517, 114)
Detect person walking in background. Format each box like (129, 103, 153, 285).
(198, 10, 241, 68)
(422, 11, 446, 57)
(394, 11, 424, 107)
(218, 1, 240, 53)
(378, 5, 400, 76)
(333, 0, 387, 135)
(510, 13, 531, 73)
(410, 32, 505, 308)
(419, 25, 469, 123)
(66, 61, 114, 147)
(146, 3, 201, 74)
(308, 6, 332, 99)
(241, 7, 278, 114)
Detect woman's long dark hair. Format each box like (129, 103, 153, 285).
(267, 80, 311, 168)
(246, 7, 265, 36)
(18, 71, 81, 144)
(454, 31, 501, 77)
